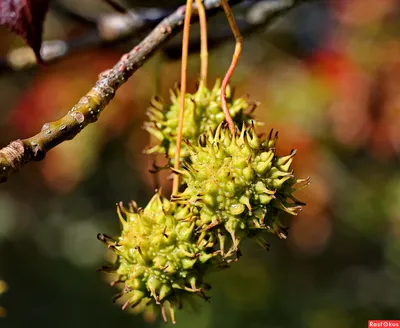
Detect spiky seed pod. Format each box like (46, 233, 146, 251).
(144, 80, 257, 163)
(98, 191, 219, 323)
(172, 123, 308, 258)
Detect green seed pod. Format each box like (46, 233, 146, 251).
(143, 80, 257, 164)
(98, 191, 218, 323)
(172, 123, 308, 258)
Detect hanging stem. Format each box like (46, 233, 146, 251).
(220, 0, 243, 134)
(195, 0, 208, 86)
(172, 0, 193, 195)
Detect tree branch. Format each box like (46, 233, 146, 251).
(0, 0, 304, 184)
(0, 0, 240, 183)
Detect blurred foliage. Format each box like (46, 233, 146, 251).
(0, 280, 6, 317)
(0, 0, 399, 327)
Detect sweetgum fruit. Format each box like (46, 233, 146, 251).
(172, 123, 308, 258)
(98, 191, 219, 323)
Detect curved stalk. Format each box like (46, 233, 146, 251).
(195, 0, 208, 85)
(172, 0, 193, 195)
(220, 0, 243, 134)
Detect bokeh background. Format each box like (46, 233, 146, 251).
(0, 0, 400, 327)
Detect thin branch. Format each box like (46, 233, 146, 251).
(172, 0, 193, 195)
(52, 0, 97, 25)
(0, 0, 241, 184)
(102, 0, 128, 13)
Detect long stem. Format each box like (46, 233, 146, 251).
(195, 0, 208, 86)
(172, 0, 193, 195)
(220, 0, 243, 134)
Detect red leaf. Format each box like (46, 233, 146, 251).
(0, 0, 51, 62)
